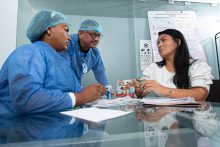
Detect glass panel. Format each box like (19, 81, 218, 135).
(133, 1, 220, 80)
(16, 0, 220, 90)
(79, 0, 137, 87)
(0, 102, 219, 146)
(16, 0, 137, 89)
(17, 0, 81, 48)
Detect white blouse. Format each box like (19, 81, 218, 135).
(142, 59, 213, 97)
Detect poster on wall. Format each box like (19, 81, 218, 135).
(140, 40, 153, 71)
(147, 11, 207, 62)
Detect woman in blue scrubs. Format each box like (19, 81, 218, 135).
(0, 10, 106, 114)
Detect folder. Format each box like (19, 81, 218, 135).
(140, 97, 202, 108)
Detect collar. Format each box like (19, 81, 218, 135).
(78, 38, 90, 54)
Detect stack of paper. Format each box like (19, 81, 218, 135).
(140, 97, 200, 106)
(84, 96, 140, 107)
(61, 108, 132, 122)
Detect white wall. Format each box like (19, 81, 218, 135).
(0, 0, 18, 68)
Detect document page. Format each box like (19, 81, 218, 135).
(61, 108, 132, 122)
(84, 96, 140, 107)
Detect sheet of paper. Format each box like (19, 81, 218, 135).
(61, 108, 132, 122)
(84, 96, 140, 107)
(148, 11, 207, 62)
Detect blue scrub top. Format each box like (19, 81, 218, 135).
(1, 112, 106, 146)
(0, 41, 79, 114)
(59, 34, 108, 91)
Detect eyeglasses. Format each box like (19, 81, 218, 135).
(85, 31, 103, 39)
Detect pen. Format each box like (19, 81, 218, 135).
(141, 111, 146, 122)
(139, 77, 143, 83)
(139, 77, 145, 89)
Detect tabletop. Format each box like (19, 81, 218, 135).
(0, 101, 220, 147)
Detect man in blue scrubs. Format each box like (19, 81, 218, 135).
(61, 19, 108, 91)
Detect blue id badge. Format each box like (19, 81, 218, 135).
(82, 63, 88, 73)
(83, 123, 88, 135)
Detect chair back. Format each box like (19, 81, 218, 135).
(206, 80, 220, 102)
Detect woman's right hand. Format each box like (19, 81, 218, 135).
(134, 77, 149, 97)
(142, 107, 172, 123)
(135, 107, 172, 123)
(75, 83, 106, 106)
(134, 77, 144, 93)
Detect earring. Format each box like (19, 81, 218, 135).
(47, 31, 52, 40)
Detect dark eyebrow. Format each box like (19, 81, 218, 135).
(63, 25, 69, 29)
(157, 36, 168, 44)
(87, 31, 101, 35)
(160, 36, 167, 40)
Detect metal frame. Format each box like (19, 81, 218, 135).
(215, 32, 220, 78)
(156, 0, 220, 5)
(173, 0, 220, 4)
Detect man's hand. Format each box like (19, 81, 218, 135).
(75, 83, 106, 106)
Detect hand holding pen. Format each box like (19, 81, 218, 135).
(134, 77, 145, 93)
(136, 78, 169, 96)
(134, 77, 149, 98)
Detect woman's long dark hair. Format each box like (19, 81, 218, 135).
(156, 29, 195, 89)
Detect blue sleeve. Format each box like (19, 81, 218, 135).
(8, 49, 73, 113)
(78, 82, 84, 92)
(92, 52, 108, 86)
(9, 113, 83, 141)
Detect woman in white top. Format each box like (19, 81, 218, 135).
(134, 29, 213, 101)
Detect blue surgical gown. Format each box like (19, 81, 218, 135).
(0, 41, 79, 114)
(5, 113, 106, 147)
(59, 34, 108, 91)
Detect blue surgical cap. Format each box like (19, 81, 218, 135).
(78, 19, 102, 33)
(27, 10, 68, 43)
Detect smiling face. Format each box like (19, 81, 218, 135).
(157, 34, 180, 59)
(47, 22, 71, 52)
(78, 30, 101, 51)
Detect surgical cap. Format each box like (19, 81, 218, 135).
(78, 19, 102, 33)
(27, 10, 68, 43)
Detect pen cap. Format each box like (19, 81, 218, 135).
(138, 77, 143, 82)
